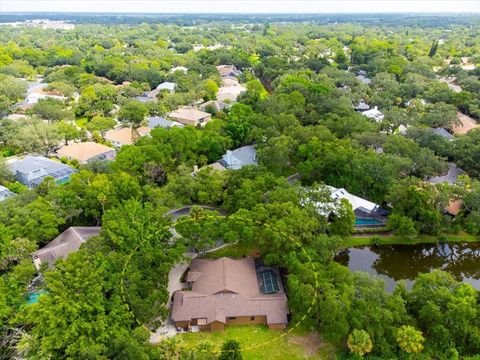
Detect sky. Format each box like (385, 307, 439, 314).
(1, 1, 479, 14)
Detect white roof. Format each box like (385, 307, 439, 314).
(362, 106, 384, 122)
(329, 186, 378, 212)
(156, 82, 176, 91)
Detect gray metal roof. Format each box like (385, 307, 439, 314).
(0, 185, 15, 201)
(221, 145, 257, 170)
(10, 156, 77, 187)
(432, 127, 454, 140)
(148, 116, 184, 129)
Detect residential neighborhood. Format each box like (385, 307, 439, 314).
(0, 7, 480, 360)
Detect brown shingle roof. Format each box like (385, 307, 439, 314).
(452, 112, 480, 135)
(171, 257, 288, 325)
(56, 142, 114, 163)
(105, 127, 151, 146)
(32, 227, 101, 269)
(169, 108, 211, 126)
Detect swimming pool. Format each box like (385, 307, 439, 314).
(27, 290, 47, 305)
(355, 218, 385, 226)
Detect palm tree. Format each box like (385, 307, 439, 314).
(347, 329, 373, 356)
(396, 325, 425, 353)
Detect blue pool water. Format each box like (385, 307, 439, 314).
(355, 218, 384, 226)
(27, 291, 47, 305)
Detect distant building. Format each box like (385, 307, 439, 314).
(354, 100, 370, 111)
(330, 187, 388, 226)
(220, 145, 257, 170)
(0, 185, 15, 201)
(432, 127, 454, 140)
(16, 82, 65, 110)
(452, 112, 480, 135)
(169, 108, 212, 127)
(171, 257, 289, 332)
(156, 82, 176, 92)
(309, 186, 388, 227)
(199, 100, 224, 112)
(147, 116, 184, 129)
(56, 142, 116, 164)
(9, 156, 77, 188)
(356, 74, 371, 85)
(191, 162, 227, 176)
(362, 106, 384, 122)
(216, 65, 242, 78)
(105, 127, 151, 147)
(169, 66, 188, 74)
(32, 227, 101, 269)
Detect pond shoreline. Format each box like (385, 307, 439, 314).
(343, 232, 479, 248)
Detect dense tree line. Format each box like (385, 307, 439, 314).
(0, 16, 479, 359)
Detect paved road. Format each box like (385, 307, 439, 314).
(165, 205, 226, 222)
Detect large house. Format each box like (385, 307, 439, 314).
(171, 257, 289, 332)
(56, 142, 116, 164)
(0, 185, 15, 201)
(169, 108, 212, 127)
(32, 227, 101, 269)
(329, 187, 388, 226)
(309, 186, 388, 227)
(452, 112, 480, 135)
(9, 156, 77, 188)
(105, 127, 151, 147)
(148, 116, 185, 129)
(216, 65, 242, 78)
(219, 145, 257, 170)
(362, 106, 384, 122)
(16, 82, 65, 110)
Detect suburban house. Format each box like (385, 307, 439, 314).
(171, 257, 289, 332)
(0, 185, 15, 201)
(16, 82, 65, 110)
(169, 66, 188, 74)
(148, 116, 185, 129)
(199, 100, 224, 112)
(452, 112, 480, 135)
(56, 142, 116, 164)
(216, 65, 242, 78)
(356, 74, 371, 85)
(362, 106, 384, 122)
(32, 227, 101, 269)
(309, 186, 388, 227)
(9, 156, 77, 188)
(156, 82, 176, 92)
(432, 127, 454, 140)
(105, 127, 151, 147)
(191, 162, 227, 176)
(169, 108, 212, 127)
(219, 145, 257, 170)
(329, 187, 388, 226)
(354, 100, 370, 111)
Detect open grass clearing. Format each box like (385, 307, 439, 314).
(178, 325, 336, 360)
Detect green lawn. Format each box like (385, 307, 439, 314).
(343, 232, 479, 248)
(75, 117, 88, 128)
(178, 325, 335, 360)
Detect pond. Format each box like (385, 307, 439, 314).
(335, 243, 480, 292)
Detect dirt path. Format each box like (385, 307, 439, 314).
(288, 331, 325, 358)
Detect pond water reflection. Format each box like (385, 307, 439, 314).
(335, 243, 480, 292)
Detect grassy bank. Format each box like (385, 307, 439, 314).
(178, 325, 336, 360)
(343, 232, 479, 248)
